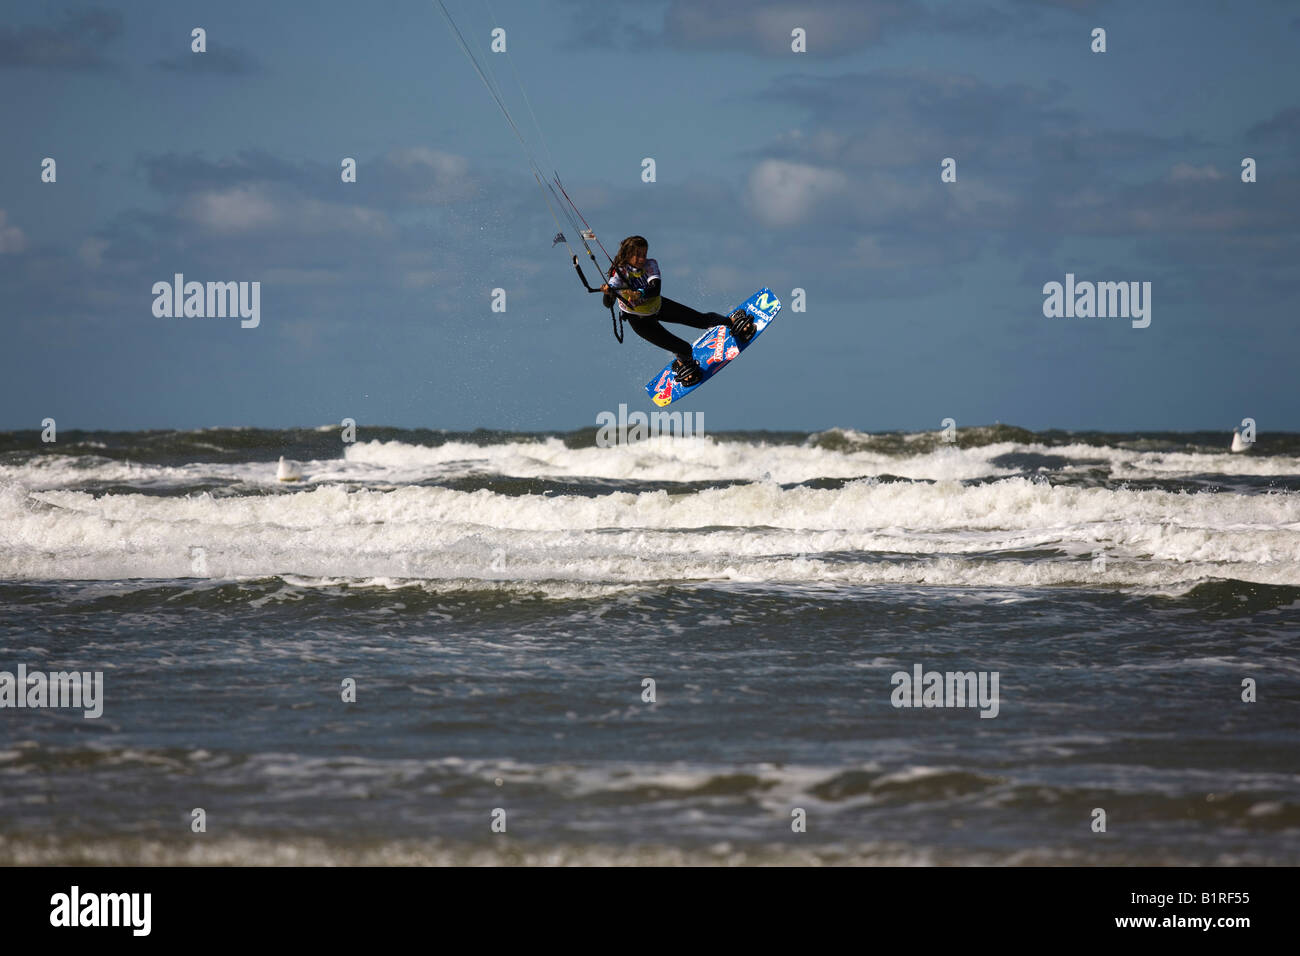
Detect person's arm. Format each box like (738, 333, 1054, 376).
(601, 275, 627, 309)
(604, 270, 639, 309)
(641, 259, 661, 299)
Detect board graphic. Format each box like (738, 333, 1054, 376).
(645, 288, 781, 407)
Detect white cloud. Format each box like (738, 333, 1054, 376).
(390, 147, 469, 179)
(747, 159, 848, 226)
(184, 186, 280, 232)
(79, 237, 109, 268)
(387, 147, 475, 203)
(701, 264, 743, 291)
(850, 235, 909, 269)
(0, 210, 28, 253)
(1168, 163, 1224, 182)
(669, 0, 918, 55)
(402, 270, 436, 289)
(261, 267, 342, 285)
(179, 186, 392, 239)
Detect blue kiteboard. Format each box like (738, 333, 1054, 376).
(644, 288, 781, 406)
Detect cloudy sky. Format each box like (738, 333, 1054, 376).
(2, 0, 1297, 432)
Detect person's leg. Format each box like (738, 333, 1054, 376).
(658, 297, 755, 343)
(625, 311, 705, 385)
(656, 297, 725, 331)
(627, 303, 733, 386)
(626, 313, 694, 357)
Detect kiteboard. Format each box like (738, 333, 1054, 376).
(645, 288, 781, 407)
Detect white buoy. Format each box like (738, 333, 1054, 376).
(276, 456, 304, 481)
(1230, 428, 1250, 453)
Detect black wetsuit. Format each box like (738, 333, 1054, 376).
(606, 269, 727, 359)
(628, 298, 728, 357)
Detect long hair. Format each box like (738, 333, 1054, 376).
(610, 235, 648, 278)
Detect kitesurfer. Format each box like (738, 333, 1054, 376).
(601, 236, 754, 387)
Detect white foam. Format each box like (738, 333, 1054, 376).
(337, 435, 1013, 484)
(2, 476, 1297, 591)
(5, 433, 1299, 491)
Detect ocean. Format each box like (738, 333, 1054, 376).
(1, 424, 1297, 865)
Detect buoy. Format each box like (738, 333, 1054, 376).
(276, 456, 304, 481)
(1230, 428, 1250, 453)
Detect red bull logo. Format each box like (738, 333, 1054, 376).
(653, 369, 675, 405)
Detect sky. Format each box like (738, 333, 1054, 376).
(2, 0, 1298, 433)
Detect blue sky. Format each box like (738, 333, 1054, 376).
(2, 0, 1298, 432)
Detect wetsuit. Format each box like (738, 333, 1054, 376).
(606, 258, 728, 358)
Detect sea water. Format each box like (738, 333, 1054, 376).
(1, 425, 1297, 864)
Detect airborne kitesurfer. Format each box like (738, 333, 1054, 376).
(434, 1, 759, 389)
(600, 236, 754, 387)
